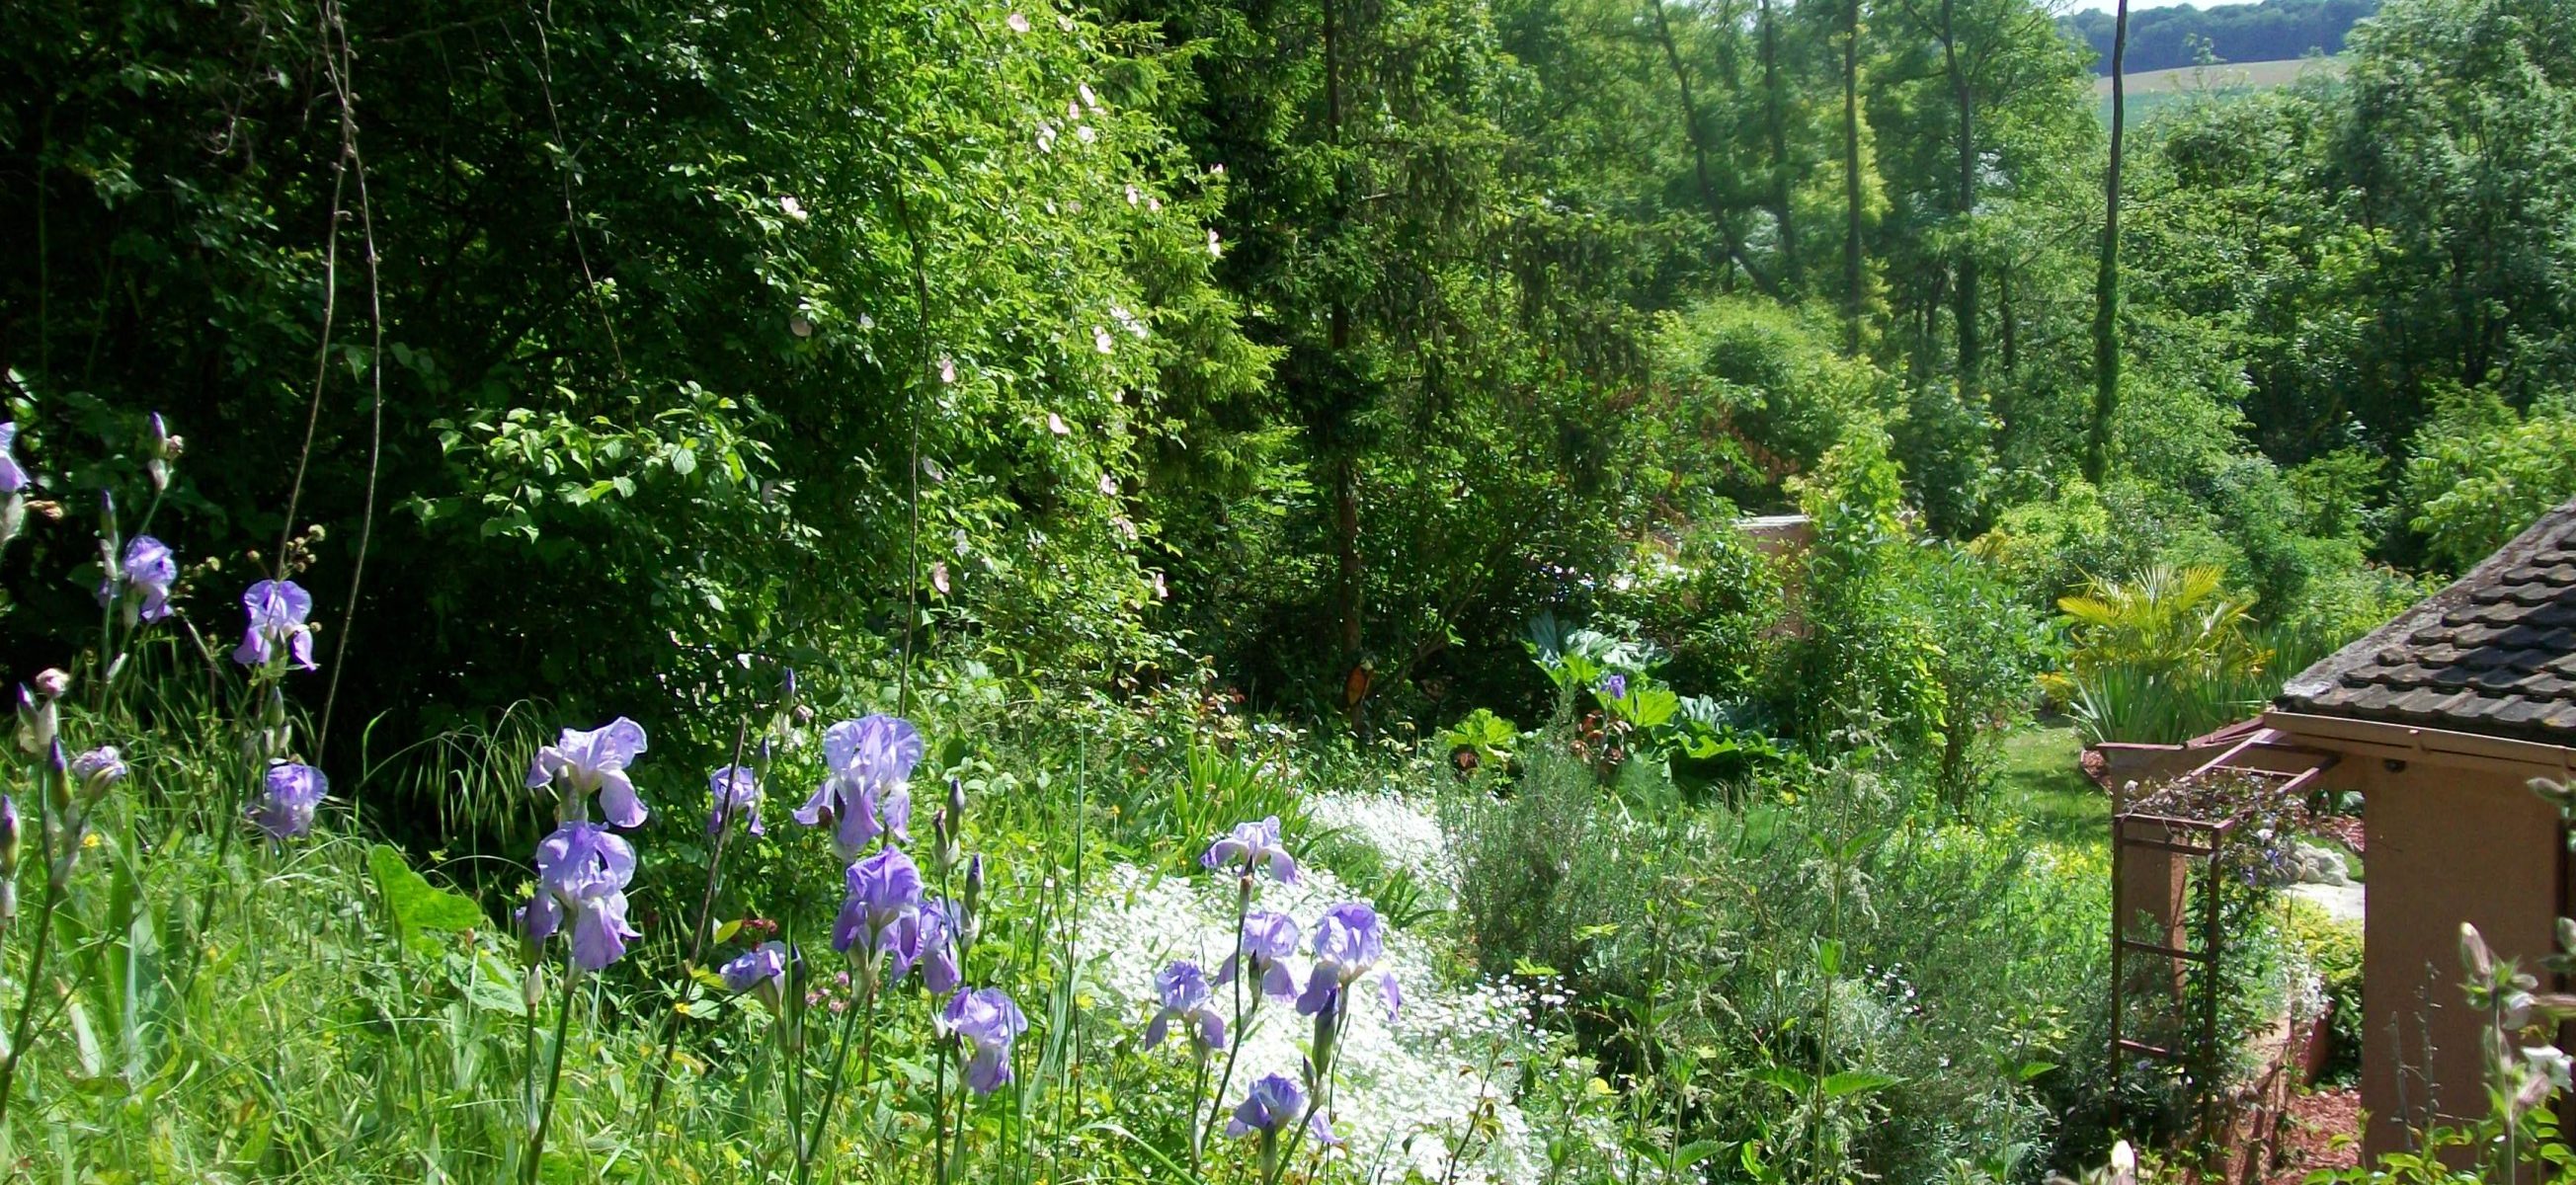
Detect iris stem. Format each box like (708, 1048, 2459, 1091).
(1272, 1003, 1352, 1185)
(639, 722, 754, 1180)
(524, 956, 579, 1185)
(780, 947, 805, 1178)
(795, 964, 875, 1185)
(932, 1028, 950, 1185)
(1197, 876, 1254, 1164)
(0, 759, 65, 1134)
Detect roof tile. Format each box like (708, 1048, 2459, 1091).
(2280, 500, 2576, 745)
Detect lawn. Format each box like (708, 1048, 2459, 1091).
(1997, 720, 2109, 851)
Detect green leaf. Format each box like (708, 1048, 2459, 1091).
(1749, 1066, 1811, 1096)
(369, 844, 485, 953)
(1672, 1141, 1727, 1171)
(465, 955, 528, 1014)
(1821, 1070, 1900, 1098)
(1625, 686, 1680, 729)
(2016, 1060, 2059, 1082)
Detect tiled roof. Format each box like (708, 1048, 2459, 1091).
(2278, 500, 2576, 744)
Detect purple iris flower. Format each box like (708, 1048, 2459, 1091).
(524, 718, 649, 829)
(1298, 902, 1400, 1023)
(523, 822, 642, 972)
(248, 761, 329, 839)
(232, 580, 318, 671)
(69, 746, 128, 797)
(100, 536, 177, 622)
(0, 423, 25, 493)
(707, 764, 764, 836)
(1145, 961, 1228, 1055)
(795, 715, 924, 858)
(1200, 816, 1297, 884)
(919, 898, 964, 993)
(832, 846, 925, 979)
(1598, 672, 1628, 702)
(939, 987, 1028, 1095)
(720, 940, 791, 1012)
(1226, 1073, 1333, 1144)
(1216, 908, 1303, 1000)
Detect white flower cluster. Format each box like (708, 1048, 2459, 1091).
(1074, 861, 1544, 1183)
(1303, 786, 1457, 889)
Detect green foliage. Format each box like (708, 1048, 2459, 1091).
(2048, 564, 2273, 743)
(2402, 388, 2576, 573)
(1447, 739, 2114, 1183)
(2055, 565, 2257, 678)
(2286, 896, 2364, 1085)
(1783, 434, 2044, 811)
(366, 842, 486, 954)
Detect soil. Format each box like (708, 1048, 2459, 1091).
(2267, 1086, 2362, 1185)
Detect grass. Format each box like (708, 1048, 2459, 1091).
(2093, 55, 2345, 121)
(1995, 720, 2109, 852)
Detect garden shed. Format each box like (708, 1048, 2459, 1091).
(2263, 498, 2576, 1157)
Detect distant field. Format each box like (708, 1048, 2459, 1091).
(2094, 56, 2345, 118)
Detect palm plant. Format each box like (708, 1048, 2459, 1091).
(2050, 565, 2271, 744)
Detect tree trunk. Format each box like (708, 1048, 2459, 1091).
(1760, 0, 1801, 291)
(1999, 264, 2015, 377)
(1944, 0, 1979, 404)
(1650, 0, 1773, 295)
(1995, 262, 2016, 446)
(1841, 0, 1863, 356)
(2084, 0, 2128, 485)
(1324, 0, 1363, 665)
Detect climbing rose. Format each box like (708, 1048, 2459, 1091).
(232, 580, 318, 671)
(1200, 816, 1297, 884)
(524, 718, 649, 828)
(248, 761, 328, 839)
(795, 714, 923, 858)
(523, 822, 642, 972)
(940, 987, 1028, 1094)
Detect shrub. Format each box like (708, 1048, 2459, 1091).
(2400, 386, 2576, 574)
(2286, 896, 2364, 1085)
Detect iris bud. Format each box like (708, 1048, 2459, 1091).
(0, 794, 19, 921)
(14, 685, 54, 755)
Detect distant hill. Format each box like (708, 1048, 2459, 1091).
(2059, 0, 2378, 76)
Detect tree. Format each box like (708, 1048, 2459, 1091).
(2085, 0, 2131, 484)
